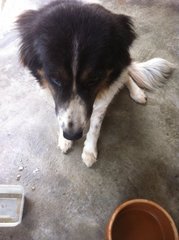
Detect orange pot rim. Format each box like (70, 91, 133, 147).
(107, 199, 178, 240)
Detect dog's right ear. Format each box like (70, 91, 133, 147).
(16, 10, 42, 75)
(114, 14, 137, 50)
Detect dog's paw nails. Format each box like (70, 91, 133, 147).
(58, 139, 72, 154)
(82, 150, 97, 167)
(131, 89, 147, 104)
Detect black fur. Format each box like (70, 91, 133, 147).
(17, 0, 136, 117)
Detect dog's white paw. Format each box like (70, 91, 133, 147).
(58, 138, 72, 154)
(82, 149, 97, 167)
(130, 88, 147, 104)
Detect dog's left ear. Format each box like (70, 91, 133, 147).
(113, 14, 137, 49)
(16, 10, 42, 75)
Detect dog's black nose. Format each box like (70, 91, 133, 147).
(63, 130, 83, 140)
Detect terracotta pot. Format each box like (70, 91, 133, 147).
(106, 199, 178, 240)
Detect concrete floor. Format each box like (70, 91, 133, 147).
(0, 0, 179, 239)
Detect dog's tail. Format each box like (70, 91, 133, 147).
(128, 58, 175, 90)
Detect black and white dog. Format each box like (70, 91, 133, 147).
(17, 0, 174, 167)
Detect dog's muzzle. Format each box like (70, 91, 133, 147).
(63, 129, 83, 140)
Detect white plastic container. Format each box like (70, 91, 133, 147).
(0, 185, 24, 227)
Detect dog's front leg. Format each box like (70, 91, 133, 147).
(57, 126, 73, 154)
(82, 105, 105, 167)
(82, 78, 125, 167)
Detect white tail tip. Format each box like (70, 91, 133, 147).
(128, 58, 175, 90)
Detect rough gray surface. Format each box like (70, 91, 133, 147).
(0, 1, 179, 239)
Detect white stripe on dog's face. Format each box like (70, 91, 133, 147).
(72, 37, 78, 92)
(57, 37, 87, 140)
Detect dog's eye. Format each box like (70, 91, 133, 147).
(87, 76, 101, 87)
(51, 78, 61, 87)
(86, 80, 98, 87)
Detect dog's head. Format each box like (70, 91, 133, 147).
(17, 1, 136, 140)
